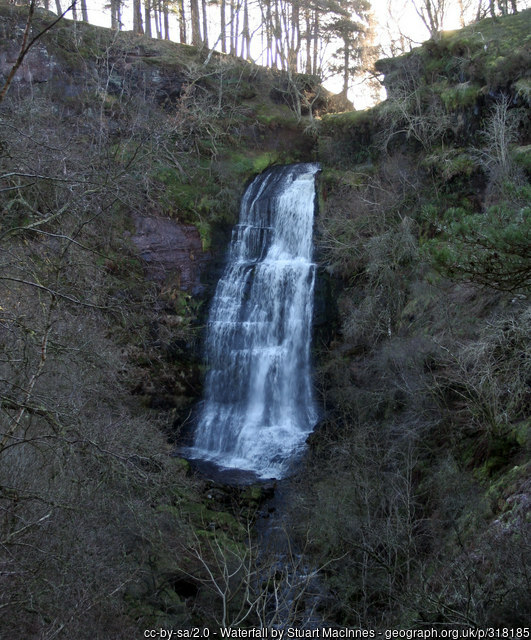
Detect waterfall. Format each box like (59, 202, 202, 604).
(188, 163, 320, 479)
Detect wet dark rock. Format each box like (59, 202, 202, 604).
(132, 214, 209, 293)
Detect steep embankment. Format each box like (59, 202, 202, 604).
(288, 10, 530, 629)
(0, 5, 323, 635)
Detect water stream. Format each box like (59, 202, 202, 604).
(185, 163, 320, 479)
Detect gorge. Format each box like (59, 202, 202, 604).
(0, 4, 529, 636)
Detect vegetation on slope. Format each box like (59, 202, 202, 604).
(0, 3, 529, 634)
(289, 9, 530, 629)
(0, 7, 322, 635)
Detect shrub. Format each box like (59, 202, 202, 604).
(426, 184, 531, 293)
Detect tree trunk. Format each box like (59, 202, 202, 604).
(289, 0, 299, 72)
(342, 38, 350, 100)
(54, 0, 62, 15)
(133, 0, 144, 34)
(220, 0, 226, 53)
(201, 0, 208, 47)
(190, 0, 201, 46)
(144, 0, 152, 38)
(273, 0, 281, 68)
(110, 0, 118, 29)
(241, 0, 250, 59)
(230, 0, 235, 55)
(154, 0, 162, 38)
(178, 0, 186, 43)
(234, 0, 240, 57)
(80, 0, 88, 22)
(164, 0, 170, 40)
(305, 8, 311, 73)
(458, 0, 465, 26)
(312, 9, 319, 75)
(266, 0, 272, 66)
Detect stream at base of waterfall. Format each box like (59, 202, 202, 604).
(183, 163, 320, 479)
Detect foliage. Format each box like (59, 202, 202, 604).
(377, 54, 454, 151)
(301, 9, 531, 629)
(437, 81, 481, 110)
(426, 185, 531, 293)
(431, 306, 531, 442)
(377, 9, 531, 92)
(434, 9, 531, 88)
(0, 92, 209, 635)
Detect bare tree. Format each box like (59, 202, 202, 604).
(412, 0, 447, 38)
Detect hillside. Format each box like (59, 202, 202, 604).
(299, 9, 530, 627)
(0, 5, 323, 634)
(0, 3, 529, 635)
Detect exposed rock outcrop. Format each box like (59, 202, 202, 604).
(132, 214, 209, 295)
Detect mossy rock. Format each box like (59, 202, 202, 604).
(321, 166, 375, 189)
(158, 501, 246, 538)
(239, 483, 274, 511)
(227, 149, 281, 177)
(515, 78, 531, 103)
(438, 82, 481, 110)
(172, 457, 192, 475)
(511, 419, 530, 448)
(485, 462, 530, 514)
(474, 430, 524, 481)
(320, 108, 375, 133)
(376, 11, 530, 99)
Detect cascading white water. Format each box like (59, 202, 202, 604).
(188, 163, 320, 479)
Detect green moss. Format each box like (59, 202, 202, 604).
(195, 219, 212, 251)
(172, 457, 192, 475)
(511, 418, 530, 448)
(437, 10, 531, 87)
(321, 167, 374, 189)
(512, 145, 531, 174)
(158, 501, 246, 538)
(318, 108, 379, 167)
(438, 82, 481, 110)
(253, 101, 299, 127)
(485, 462, 530, 517)
(378, 11, 530, 100)
(240, 484, 266, 510)
(320, 108, 375, 134)
(226, 150, 280, 177)
(152, 166, 220, 221)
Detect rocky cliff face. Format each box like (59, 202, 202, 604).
(0, 5, 189, 102)
(132, 215, 208, 295)
(0, 3, 325, 415)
